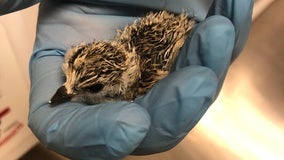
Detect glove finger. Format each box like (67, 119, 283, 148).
(34, 0, 139, 53)
(64, 0, 212, 21)
(173, 15, 235, 80)
(207, 0, 254, 61)
(29, 53, 150, 160)
(133, 66, 218, 154)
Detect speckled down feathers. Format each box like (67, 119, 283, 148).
(59, 11, 195, 105)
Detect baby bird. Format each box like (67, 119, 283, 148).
(49, 11, 195, 106)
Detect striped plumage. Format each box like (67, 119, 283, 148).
(49, 11, 195, 106)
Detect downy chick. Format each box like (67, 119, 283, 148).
(49, 11, 195, 106)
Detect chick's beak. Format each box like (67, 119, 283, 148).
(49, 86, 74, 107)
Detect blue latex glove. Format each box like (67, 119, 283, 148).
(0, 0, 39, 15)
(27, 0, 253, 159)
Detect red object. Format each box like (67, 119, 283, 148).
(0, 107, 10, 119)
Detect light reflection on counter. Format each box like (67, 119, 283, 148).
(198, 68, 284, 160)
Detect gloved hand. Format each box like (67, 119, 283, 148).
(27, 0, 253, 159)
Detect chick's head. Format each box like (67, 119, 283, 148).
(50, 41, 140, 106)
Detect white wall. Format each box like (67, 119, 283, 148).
(0, 4, 39, 160)
(0, 4, 38, 86)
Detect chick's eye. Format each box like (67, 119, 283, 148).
(84, 83, 104, 93)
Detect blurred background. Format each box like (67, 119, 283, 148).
(1, 0, 283, 159)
